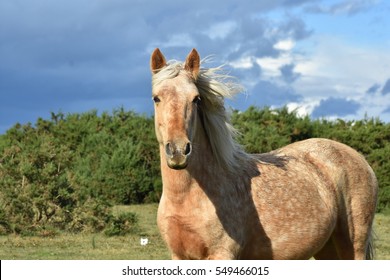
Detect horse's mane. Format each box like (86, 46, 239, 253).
(195, 64, 251, 172)
(152, 60, 286, 173)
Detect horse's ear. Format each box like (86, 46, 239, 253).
(184, 48, 200, 80)
(150, 48, 167, 74)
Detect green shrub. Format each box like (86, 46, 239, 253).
(0, 106, 389, 236)
(104, 212, 139, 236)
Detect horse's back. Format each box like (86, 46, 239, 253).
(277, 138, 378, 207)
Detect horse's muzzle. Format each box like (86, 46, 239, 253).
(165, 141, 192, 170)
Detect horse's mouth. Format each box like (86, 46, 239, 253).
(167, 157, 188, 170)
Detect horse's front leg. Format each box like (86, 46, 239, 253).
(206, 250, 236, 260)
(171, 253, 182, 260)
(171, 253, 234, 260)
(171, 252, 236, 260)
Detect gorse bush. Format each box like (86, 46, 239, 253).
(0, 108, 158, 235)
(104, 212, 139, 237)
(0, 106, 389, 235)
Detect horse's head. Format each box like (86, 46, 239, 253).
(150, 48, 201, 170)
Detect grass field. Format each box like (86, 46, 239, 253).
(0, 204, 389, 260)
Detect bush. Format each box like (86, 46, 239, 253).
(0, 106, 389, 236)
(104, 212, 139, 236)
(0, 109, 159, 235)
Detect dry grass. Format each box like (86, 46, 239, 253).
(0, 204, 388, 260)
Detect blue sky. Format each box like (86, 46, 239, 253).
(1, 0, 390, 133)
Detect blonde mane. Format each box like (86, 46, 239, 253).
(152, 60, 255, 172)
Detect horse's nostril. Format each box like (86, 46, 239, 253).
(165, 142, 173, 156)
(184, 142, 192, 155)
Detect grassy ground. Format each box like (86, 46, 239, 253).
(0, 204, 170, 260)
(373, 213, 390, 260)
(0, 204, 389, 260)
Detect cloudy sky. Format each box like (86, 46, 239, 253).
(1, 0, 390, 133)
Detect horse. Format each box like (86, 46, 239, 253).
(150, 48, 378, 260)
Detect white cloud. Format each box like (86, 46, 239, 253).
(295, 35, 390, 87)
(291, 35, 390, 120)
(229, 56, 254, 69)
(254, 38, 302, 81)
(286, 101, 319, 117)
(274, 39, 295, 51)
(305, 0, 378, 16)
(205, 20, 237, 40)
(256, 53, 292, 78)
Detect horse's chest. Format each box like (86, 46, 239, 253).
(162, 215, 210, 259)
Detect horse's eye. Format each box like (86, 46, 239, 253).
(193, 96, 201, 105)
(153, 96, 161, 103)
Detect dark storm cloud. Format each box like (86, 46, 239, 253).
(383, 107, 390, 114)
(311, 97, 361, 118)
(366, 83, 381, 94)
(0, 0, 314, 132)
(230, 60, 263, 84)
(279, 64, 301, 83)
(223, 16, 312, 63)
(239, 80, 302, 108)
(381, 79, 390, 95)
(365, 78, 390, 96)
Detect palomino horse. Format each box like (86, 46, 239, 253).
(150, 48, 378, 260)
